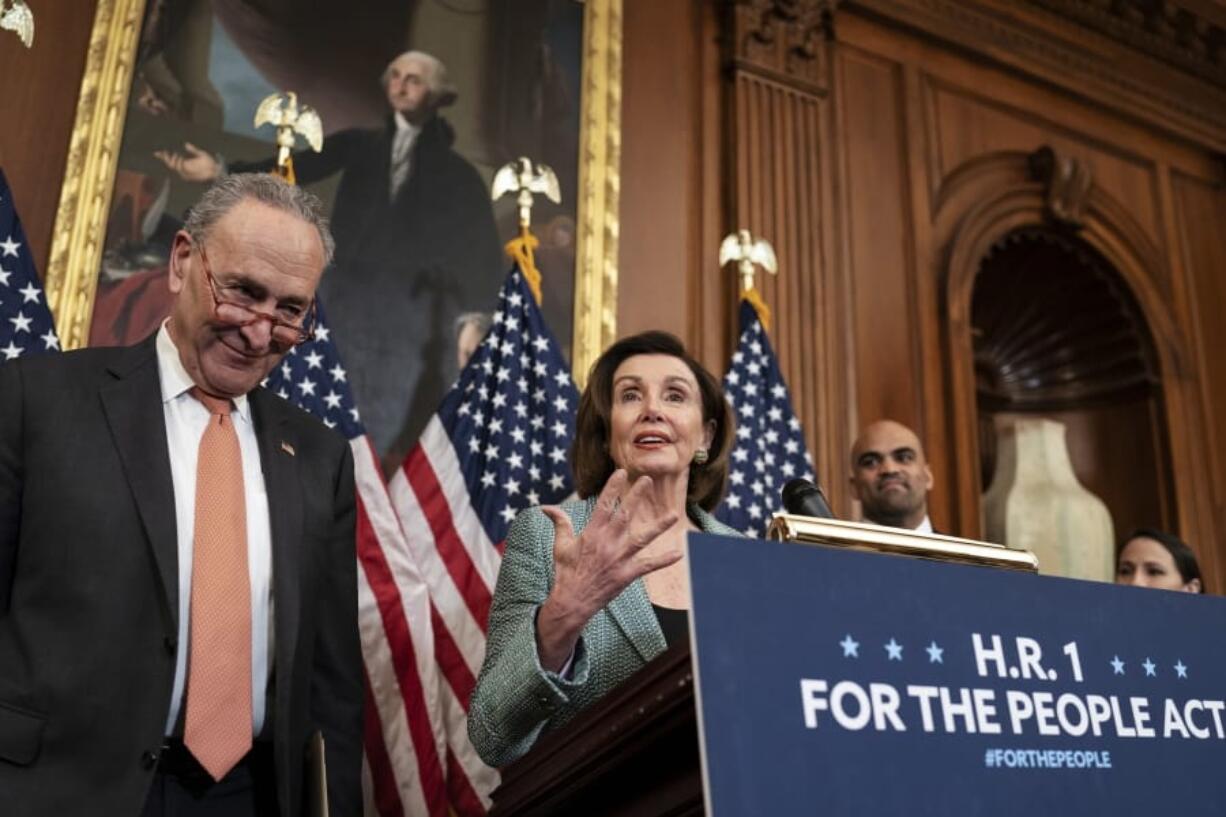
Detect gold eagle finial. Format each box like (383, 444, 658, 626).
(491, 157, 561, 230)
(253, 91, 323, 183)
(0, 0, 34, 48)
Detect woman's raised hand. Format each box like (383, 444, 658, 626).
(535, 470, 681, 670)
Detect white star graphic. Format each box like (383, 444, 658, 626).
(1110, 656, 1125, 675)
(548, 474, 565, 491)
(885, 638, 904, 661)
(304, 350, 323, 369)
(18, 282, 39, 303)
(1, 340, 21, 359)
(41, 331, 59, 350)
(839, 634, 859, 658)
(925, 641, 944, 663)
(1174, 660, 1188, 679)
(0, 266, 10, 286)
(0, 235, 20, 257)
(314, 325, 330, 342)
(9, 310, 32, 333)
(297, 377, 316, 397)
(323, 391, 342, 410)
(1142, 658, 1157, 677)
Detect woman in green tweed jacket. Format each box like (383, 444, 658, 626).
(468, 331, 740, 767)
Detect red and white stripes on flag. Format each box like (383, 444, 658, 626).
(352, 438, 450, 817)
(387, 270, 580, 814)
(260, 316, 456, 817)
(389, 420, 503, 815)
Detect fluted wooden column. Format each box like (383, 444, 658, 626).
(725, 0, 851, 511)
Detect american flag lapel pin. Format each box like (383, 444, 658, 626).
(281, 441, 296, 457)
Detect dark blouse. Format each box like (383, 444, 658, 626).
(652, 604, 690, 648)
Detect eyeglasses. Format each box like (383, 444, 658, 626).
(194, 242, 317, 347)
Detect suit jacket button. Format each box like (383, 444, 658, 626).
(163, 635, 177, 654)
(141, 750, 159, 769)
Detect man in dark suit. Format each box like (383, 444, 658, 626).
(0, 174, 363, 815)
(156, 50, 504, 472)
(849, 419, 936, 533)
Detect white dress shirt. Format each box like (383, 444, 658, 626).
(389, 111, 420, 201)
(157, 324, 274, 736)
(914, 515, 934, 534)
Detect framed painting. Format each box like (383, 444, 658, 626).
(45, 0, 620, 472)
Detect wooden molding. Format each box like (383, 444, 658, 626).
(1026, 145, 1093, 229)
(934, 149, 1194, 537)
(845, 0, 1226, 151)
(730, 0, 839, 94)
(1025, 0, 1226, 87)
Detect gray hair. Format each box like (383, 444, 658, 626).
(381, 50, 458, 107)
(183, 172, 336, 266)
(454, 310, 492, 339)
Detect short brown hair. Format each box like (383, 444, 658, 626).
(571, 331, 734, 511)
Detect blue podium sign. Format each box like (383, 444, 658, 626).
(687, 533, 1226, 816)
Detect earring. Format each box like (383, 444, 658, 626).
(692, 448, 709, 466)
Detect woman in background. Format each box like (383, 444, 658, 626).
(1115, 527, 1203, 593)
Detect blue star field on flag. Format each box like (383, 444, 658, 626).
(0, 169, 59, 361)
(715, 299, 815, 536)
(441, 269, 579, 543)
(261, 301, 364, 440)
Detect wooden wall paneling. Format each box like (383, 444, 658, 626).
(898, 63, 951, 533)
(847, 0, 1226, 153)
(814, 50, 850, 515)
(925, 81, 1166, 264)
(619, 0, 714, 359)
(0, 1, 100, 277)
(834, 48, 924, 448)
(1170, 172, 1226, 593)
(694, 0, 730, 373)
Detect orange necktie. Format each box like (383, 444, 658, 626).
(184, 388, 253, 781)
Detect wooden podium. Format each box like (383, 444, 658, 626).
(488, 641, 703, 817)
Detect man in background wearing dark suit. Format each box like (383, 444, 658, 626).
(0, 174, 362, 816)
(849, 419, 936, 533)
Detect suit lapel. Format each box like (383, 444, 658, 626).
(99, 339, 179, 627)
(251, 390, 303, 729)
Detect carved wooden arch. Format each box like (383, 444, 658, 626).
(932, 147, 1195, 539)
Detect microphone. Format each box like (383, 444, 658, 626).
(781, 478, 835, 519)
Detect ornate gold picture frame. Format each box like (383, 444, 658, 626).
(44, 0, 619, 389)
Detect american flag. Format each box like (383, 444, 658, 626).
(388, 268, 579, 814)
(714, 299, 815, 536)
(262, 303, 451, 817)
(0, 169, 59, 361)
